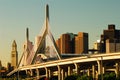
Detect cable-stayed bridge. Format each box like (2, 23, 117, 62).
(7, 4, 120, 80)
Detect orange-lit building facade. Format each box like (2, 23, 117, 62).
(60, 34, 71, 53)
(56, 32, 88, 54)
(56, 33, 76, 54)
(75, 32, 88, 54)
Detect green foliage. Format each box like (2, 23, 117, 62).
(65, 74, 93, 80)
(50, 76, 58, 80)
(77, 75, 93, 80)
(98, 72, 116, 80)
(65, 75, 78, 80)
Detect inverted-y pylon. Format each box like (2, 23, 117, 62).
(18, 4, 61, 66)
(31, 4, 61, 64)
(18, 28, 34, 67)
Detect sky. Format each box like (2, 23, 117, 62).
(0, 0, 120, 66)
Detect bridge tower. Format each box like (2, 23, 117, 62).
(31, 4, 61, 64)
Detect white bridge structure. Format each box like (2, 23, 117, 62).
(8, 4, 120, 80)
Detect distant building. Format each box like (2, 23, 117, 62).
(11, 40, 18, 69)
(56, 33, 77, 54)
(87, 41, 101, 54)
(106, 39, 120, 53)
(0, 61, 7, 76)
(0, 60, 2, 68)
(100, 24, 120, 53)
(56, 32, 88, 54)
(7, 62, 12, 73)
(94, 42, 100, 50)
(0, 66, 6, 77)
(75, 32, 88, 54)
(61, 33, 71, 53)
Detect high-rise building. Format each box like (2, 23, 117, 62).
(56, 32, 88, 54)
(11, 40, 18, 69)
(75, 32, 88, 54)
(60, 33, 71, 53)
(100, 24, 120, 53)
(56, 33, 76, 54)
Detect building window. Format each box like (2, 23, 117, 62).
(12, 54, 15, 57)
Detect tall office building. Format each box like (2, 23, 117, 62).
(56, 33, 76, 54)
(60, 33, 71, 53)
(11, 40, 18, 69)
(75, 32, 88, 54)
(100, 24, 120, 53)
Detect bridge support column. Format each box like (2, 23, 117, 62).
(68, 66, 72, 76)
(65, 71, 68, 77)
(97, 60, 103, 80)
(61, 69, 65, 80)
(48, 69, 52, 78)
(97, 61, 103, 75)
(58, 66, 62, 80)
(75, 63, 80, 75)
(45, 67, 49, 79)
(30, 69, 33, 76)
(103, 66, 105, 74)
(92, 65, 95, 79)
(36, 69, 40, 79)
(115, 62, 119, 78)
(87, 68, 90, 76)
(25, 70, 32, 77)
(25, 70, 28, 76)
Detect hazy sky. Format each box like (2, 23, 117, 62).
(0, 0, 120, 66)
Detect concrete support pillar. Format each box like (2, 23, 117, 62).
(96, 71, 98, 80)
(65, 71, 68, 77)
(45, 67, 49, 79)
(30, 69, 33, 76)
(36, 69, 40, 79)
(97, 60, 103, 75)
(68, 66, 71, 76)
(75, 63, 80, 75)
(92, 65, 95, 79)
(25, 70, 27, 75)
(61, 69, 65, 80)
(103, 66, 105, 74)
(48, 69, 52, 78)
(25, 70, 30, 77)
(87, 68, 90, 76)
(58, 66, 61, 80)
(115, 62, 119, 78)
(97, 60, 103, 80)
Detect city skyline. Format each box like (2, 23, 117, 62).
(0, 0, 120, 66)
